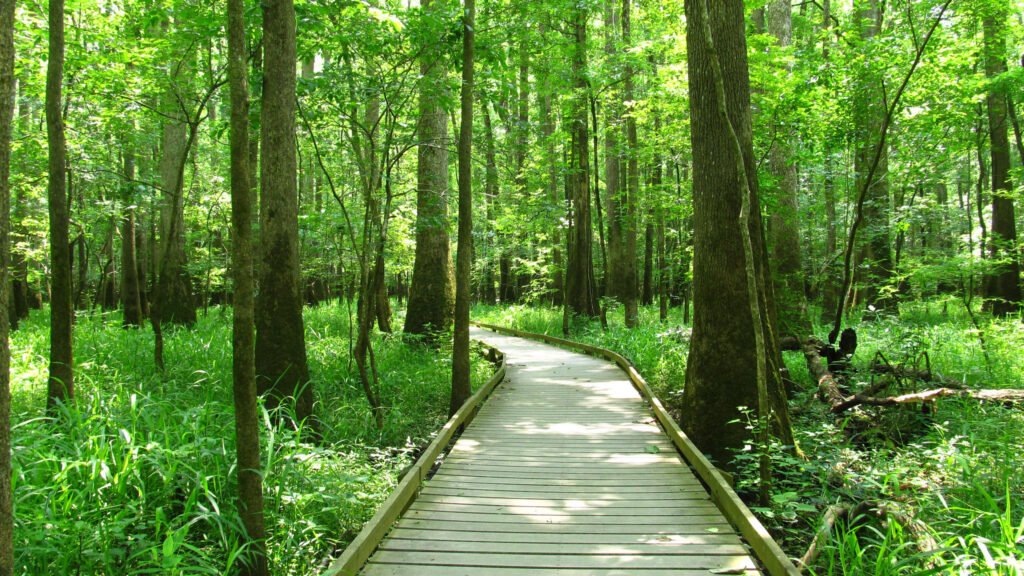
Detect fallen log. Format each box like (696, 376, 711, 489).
(833, 387, 1024, 413)
(798, 501, 875, 572)
(801, 337, 846, 408)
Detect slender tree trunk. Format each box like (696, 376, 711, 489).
(0, 0, 15, 565)
(681, 0, 792, 468)
(564, 3, 599, 328)
(46, 0, 73, 412)
(227, 0, 269, 571)
(121, 140, 143, 327)
(9, 79, 30, 325)
(480, 104, 498, 305)
(603, 0, 622, 302)
(621, 0, 638, 327)
(255, 0, 313, 424)
(451, 0, 475, 416)
(406, 0, 455, 340)
(766, 0, 811, 338)
(982, 1, 1021, 315)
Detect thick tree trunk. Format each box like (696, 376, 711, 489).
(563, 6, 599, 326)
(226, 0, 269, 570)
(406, 0, 455, 339)
(680, 0, 792, 468)
(46, 0, 73, 412)
(255, 0, 313, 424)
(982, 1, 1021, 316)
(0, 0, 15, 566)
(451, 0, 474, 416)
(157, 56, 196, 325)
(766, 0, 810, 339)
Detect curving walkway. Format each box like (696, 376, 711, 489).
(358, 327, 762, 575)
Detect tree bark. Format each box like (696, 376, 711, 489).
(766, 0, 811, 339)
(563, 4, 600, 327)
(227, 0, 269, 570)
(853, 0, 893, 311)
(621, 0, 639, 328)
(680, 0, 792, 468)
(0, 0, 15, 565)
(480, 103, 497, 305)
(46, 0, 73, 412)
(603, 0, 623, 303)
(451, 0, 474, 417)
(120, 139, 143, 327)
(406, 0, 455, 340)
(982, 0, 1021, 316)
(156, 46, 196, 325)
(255, 0, 313, 424)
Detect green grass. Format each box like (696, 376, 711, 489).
(474, 300, 1024, 576)
(9, 301, 490, 575)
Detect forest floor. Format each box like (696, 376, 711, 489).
(475, 300, 1024, 575)
(8, 302, 490, 575)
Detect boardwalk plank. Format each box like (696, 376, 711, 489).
(355, 328, 763, 576)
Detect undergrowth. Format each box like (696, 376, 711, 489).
(9, 301, 489, 575)
(474, 300, 1024, 576)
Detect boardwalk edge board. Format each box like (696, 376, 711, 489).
(471, 321, 801, 576)
(324, 342, 508, 576)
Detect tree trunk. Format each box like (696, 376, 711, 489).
(451, 0, 474, 416)
(157, 51, 196, 325)
(621, 0, 639, 328)
(982, 0, 1021, 316)
(766, 0, 811, 338)
(46, 0, 73, 412)
(9, 79, 30, 325)
(480, 103, 498, 305)
(0, 0, 15, 565)
(255, 0, 313, 424)
(121, 140, 143, 327)
(227, 0, 269, 570)
(539, 20, 563, 306)
(406, 0, 455, 340)
(563, 5, 599, 327)
(603, 0, 623, 303)
(680, 0, 792, 468)
(853, 0, 892, 311)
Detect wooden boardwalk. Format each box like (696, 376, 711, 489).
(356, 327, 764, 575)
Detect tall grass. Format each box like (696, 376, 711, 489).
(9, 301, 488, 574)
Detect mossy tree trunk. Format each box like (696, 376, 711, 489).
(0, 0, 14, 565)
(680, 0, 793, 469)
(227, 0, 269, 569)
(46, 0, 73, 413)
(563, 5, 600, 328)
(255, 0, 313, 425)
(405, 0, 455, 340)
(982, 0, 1021, 316)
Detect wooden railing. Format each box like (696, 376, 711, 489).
(323, 342, 507, 576)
